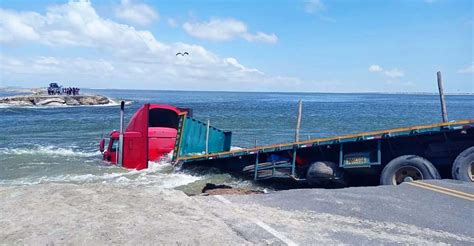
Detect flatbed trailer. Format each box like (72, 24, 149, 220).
(172, 116, 474, 186)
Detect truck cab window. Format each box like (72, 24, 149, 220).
(110, 139, 118, 152)
(149, 108, 179, 129)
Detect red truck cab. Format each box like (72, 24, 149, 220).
(100, 104, 190, 170)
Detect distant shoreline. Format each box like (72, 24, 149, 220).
(1, 87, 472, 96)
(0, 88, 117, 107)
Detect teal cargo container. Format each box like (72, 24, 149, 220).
(173, 115, 231, 160)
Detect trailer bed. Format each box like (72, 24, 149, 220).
(175, 119, 474, 162)
(172, 117, 474, 184)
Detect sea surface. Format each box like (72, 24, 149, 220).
(1, 90, 473, 192)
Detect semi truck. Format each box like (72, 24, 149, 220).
(100, 102, 474, 186)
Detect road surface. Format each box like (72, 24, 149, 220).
(0, 180, 472, 245)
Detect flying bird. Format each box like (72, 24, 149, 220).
(176, 52, 189, 56)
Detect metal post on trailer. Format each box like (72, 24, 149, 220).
(339, 143, 344, 167)
(377, 140, 381, 164)
(295, 99, 303, 142)
(118, 101, 125, 167)
(205, 119, 210, 154)
(291, 147, 297, 177)
(254, 152, 260, 180)
(292, 100, 302, 177)
(172, 113, 187, 164)
(437, 71, 448, 123)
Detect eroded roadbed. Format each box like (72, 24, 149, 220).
(1, 180, 472, 245)
(196, 180, 474, 245)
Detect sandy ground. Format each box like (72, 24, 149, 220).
(0, 183, 247, 245)
(1, 182, 473, 245)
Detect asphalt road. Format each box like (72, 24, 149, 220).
(197, 179, 474, 245)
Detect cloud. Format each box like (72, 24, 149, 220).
(368, 65, 382, 72)
(305, 0, 325, 14)
(369, 64, 405, 78)
(115, 0, 158, 26)
(0, 9, 41, 43)
(457, 63, 474, 74)
(0, 1, 313, 92)
(384, 68, 404, 78)
(182, 18, 278, 43)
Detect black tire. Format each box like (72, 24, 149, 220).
(451, 147, 474, 182)
(380, 155, 440, 185)
(306, 161, 346, 187)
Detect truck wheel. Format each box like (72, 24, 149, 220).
(306, 161, 346, 187)
(380, 155, 440, 185)
(451, 147, 474, 182)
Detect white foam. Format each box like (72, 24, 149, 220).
(0, 170, 200, 188)
(0, 146, 101, 157)
(0, 154, 201, 189)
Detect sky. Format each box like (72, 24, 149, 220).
(0, 0, 472, 93)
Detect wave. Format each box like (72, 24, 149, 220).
(0, 171, 200, 188)
(0, 145, 101, 157)
(0, 154, 201, 188)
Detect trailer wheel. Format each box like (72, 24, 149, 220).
(452, 147, 474, 182)
(306, 161, 346, 187)
(380, 155, 440, 185)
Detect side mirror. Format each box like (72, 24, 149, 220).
(99, 139, 105, 153)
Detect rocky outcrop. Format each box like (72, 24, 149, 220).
(199, 183, 264, 195)
(0, 94, 112, 106)
(77, 95, 110, 105)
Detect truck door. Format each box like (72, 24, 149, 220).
(122, 104, 149, 170)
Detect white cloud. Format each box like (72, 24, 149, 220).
(0, 1, 312, 92)
(369, 64, 405, 78)
(384, 68, 404, 78)
(0, 1, 168, 53)
(457, 63, 474, 74)
(305, 0, 325, 14)
(368, 65, 382, 72)
(242, 32, 278, 43)
(0, 9, 41, 43)
(182, 18, 278, 44)
(115, 0, 158, 26)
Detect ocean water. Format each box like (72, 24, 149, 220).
(1, 90, 473, 191)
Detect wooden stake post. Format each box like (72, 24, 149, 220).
(437, 71, 448, 123)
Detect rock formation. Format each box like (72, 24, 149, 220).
(0, 94, 112, 106)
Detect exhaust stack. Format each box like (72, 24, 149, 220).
(118, 101, 125, 166)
